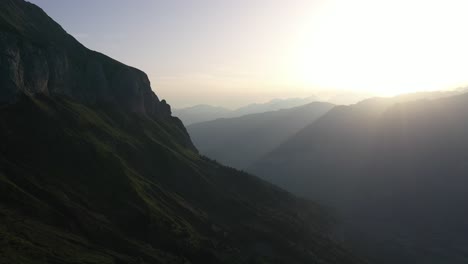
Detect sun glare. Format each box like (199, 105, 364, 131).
(290, 0, 468, 96)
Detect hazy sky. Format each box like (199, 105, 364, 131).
(29, 0, 468, 108)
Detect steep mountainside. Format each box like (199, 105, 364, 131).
(0, 0, 177, 120)
(251, 92, 468, 264)
(0, 0, 364, 263)
(188, 102, 334, 169)
(0, 95, 362, 264)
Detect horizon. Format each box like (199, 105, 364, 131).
(28, 0, 468, 108)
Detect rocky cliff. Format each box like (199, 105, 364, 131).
(0, 0, 171, 117)
(0, 0, 196, 150)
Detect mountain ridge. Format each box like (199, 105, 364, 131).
(250, 91, 468, 263)
(174, 96, 321, 125)
(0, 0, 195, 151)
(0, 0, 173, 118)
(188, 102, 334, 169)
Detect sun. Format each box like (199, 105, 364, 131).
(289, 0, 468, 96)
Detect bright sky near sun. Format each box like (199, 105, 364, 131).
(28, 0, 468, 107)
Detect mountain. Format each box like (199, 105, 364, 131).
(250, 91, 468, 263)
(174, 96, 320, 125)
(188, 102, 334, 169)
(318, 91, 375, 106)
(173, 105, 232, 125)
(0, 1, 364, 263)
(232, 96, 320, 117)
(1, 95, 360, 264)
(0, 0, 174, 118)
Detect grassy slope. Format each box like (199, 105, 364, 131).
(0, 95, 363, 264)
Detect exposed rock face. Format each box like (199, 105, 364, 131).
(0, 0, 170, 119)
(0, 0, 195, 150)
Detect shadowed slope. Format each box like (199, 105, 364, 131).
(0, 95, 363, 263)
(251, 92, 468, 263)
(188, 102, 334, 169)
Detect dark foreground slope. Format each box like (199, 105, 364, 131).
(188, 102, 334, 169)
(0, 95, 361, 263)
(251, 92, 468, 263)
(0, 0, 363, 263)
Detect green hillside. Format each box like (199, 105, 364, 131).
(0, 95, 364, 264)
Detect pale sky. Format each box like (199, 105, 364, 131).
(29, 0, 468, 108)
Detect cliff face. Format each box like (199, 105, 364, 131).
(0, 0, 170, 118)
(0, 0, 196, 150)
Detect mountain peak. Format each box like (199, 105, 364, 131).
(0, 0, 171, 119)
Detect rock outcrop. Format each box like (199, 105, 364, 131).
(0, 0, 170, 118)
(0, 0, 196, 150)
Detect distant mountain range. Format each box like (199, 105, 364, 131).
(174, 96, 320, 125)
(250, 90, 468, 264)
(172, 104, 233, 125)
(184, 88, 468, 263)
(188, 102, 334, 169)
(0, 1, 364, 263)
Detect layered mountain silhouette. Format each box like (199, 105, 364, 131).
(0, 0, 364, 263)
(250, 91, 468, 263)
(174, 96, 320, 125)
(188, 102, 334, 169)
(173, 105, 233, 126)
